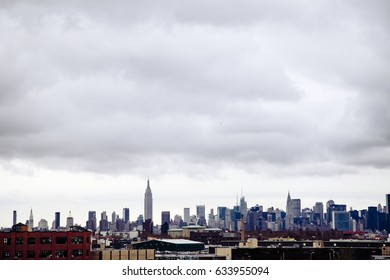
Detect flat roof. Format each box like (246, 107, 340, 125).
(160, 239, 203, 245)
(182, 225, 205, 229)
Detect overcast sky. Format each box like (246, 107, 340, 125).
(1, 1, 390, 227)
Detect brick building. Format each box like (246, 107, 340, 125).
(0, 223, 91, 260)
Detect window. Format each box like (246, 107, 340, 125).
(39, 250, 52, 258)
(55, 250, 68, 258)
(3, 252, 11, 259)
(3, 238, 11, 245)
(27, 251, 35, 258)
(28, 237, 35, 245)
(15, 251, 23, 258)
(55, 236, 67, 244)
(15, 237, 23, 245)
(72, 236, 83, 244)
(40, 237, 51, 244)
(71, 249, 83, 257)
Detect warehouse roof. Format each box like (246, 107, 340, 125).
(132, 239, 205, 251)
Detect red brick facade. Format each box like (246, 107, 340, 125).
(0, 227, 91, 260)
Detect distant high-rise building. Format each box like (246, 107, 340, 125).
(196, 205, 206, 226)
(161, 211, 170, 225)
(99, 211, 109, 231)
(111, 211, 116, 224)
(183, 208, 190, 224)
(386, 194, 390, 214)
(123, 208, 130, 223)
(173, 214, 183, 225)
(55, 212, 61, 229)
(240, 196, 248, 219)
(144, 179, 153, 222)
(285, 192, 300, 229)
(161, 211, 170, 234)
(208, 208, 217, 228)
(367, 206, 378, 231)
(291, 199, 301, 217)
(86, 211, 96, 231)
(38, 219, 49, 230)
(66, 211, 74, 230)
(313, 202, 324, 225)
(217, 207, 226, 221)
(332, 211, 350, 231)
(110, 211, 117, 231)
(13, 210, 17, 226)
(327, 203, 346, 224)
(115, 218, 125, 232)
(286, 191, 293, 229)
(386, 194, 390, 231)
(28, 209, 34, 231)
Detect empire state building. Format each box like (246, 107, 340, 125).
(144, 179, 153, 221)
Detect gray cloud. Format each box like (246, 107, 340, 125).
(1, 1, 390, 177)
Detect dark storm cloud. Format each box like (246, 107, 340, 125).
(1, 1, 390, 174)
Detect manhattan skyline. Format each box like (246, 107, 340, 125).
(1, 2, 390, 227)
(2, 180, 388, 229)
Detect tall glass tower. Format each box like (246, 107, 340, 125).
(144, 179, 153, 222)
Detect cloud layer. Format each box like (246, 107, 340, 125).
(1, 0, 390, 177)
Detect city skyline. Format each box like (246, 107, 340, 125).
(2, 182, 388, 229)
(1, 2, 390, 229)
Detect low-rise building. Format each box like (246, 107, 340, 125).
(0, 223, 91, 260)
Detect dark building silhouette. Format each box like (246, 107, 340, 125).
(143, 219, 153, 234)
(386, 194, 390, 231)
(99, 212, 109, 232)
(86, 211, 96, 231)
(55, 212, 60, 229)
(367, 206, 378, 231)
(115, 218, 125, 232)
(326, 204, 346, 224)
(161, 211, 170, 235)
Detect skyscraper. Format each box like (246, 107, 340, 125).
(387, 194, 390, 214)
(86, 211, 96, 231)
(240, 196, 248, 219)
(66, 211, 74, 230)
(111, 211, 117, 224)
(291, 199, 301, 218)
(55, 212, 61, 229)
(367, 206, 378, 231)
(183, 208, 190, 224)
(327, 203, 347, 224)
(313, 202, 324, 225)
(144, 179, 153, 222)
(28, 209, 34, 231)
(38, 219, 48, 230)
(332, 211, 350, 231)
(386, 194, 390, 231)
(196, 205, 206, 226)
(123, 208, 130, 223)
(161, 211, 170, 225)
(99, 211, 109, 231)
(285, 190, 302, 230)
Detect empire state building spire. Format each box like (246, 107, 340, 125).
(144, 179, 153, 221)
